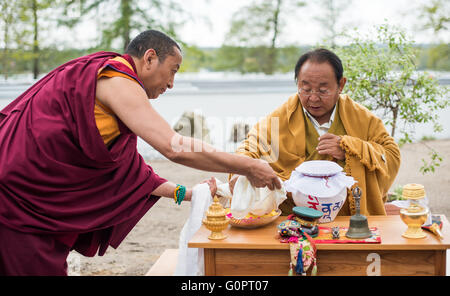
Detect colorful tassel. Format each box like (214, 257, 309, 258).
(311, 259, 317, 276)
(295, 248, 304, 275)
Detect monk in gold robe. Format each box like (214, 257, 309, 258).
(230, 48, 401, 216)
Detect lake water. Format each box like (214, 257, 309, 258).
(1, 72, 449, 160)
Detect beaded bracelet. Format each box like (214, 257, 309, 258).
(173, 185, 180, 203)
(177, 185, 186, 205)
(174, 184, 186, 205)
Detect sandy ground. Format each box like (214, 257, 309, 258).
(68, 139, 450, 276)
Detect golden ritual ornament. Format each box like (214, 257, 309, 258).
(400, 183, 429, 239)
(202, 195, 229, 240)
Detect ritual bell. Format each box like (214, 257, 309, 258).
(345, 187, 372, 239)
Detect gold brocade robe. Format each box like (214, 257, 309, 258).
(235, 94, 401, 216)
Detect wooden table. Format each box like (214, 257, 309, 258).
(188, 215, 450, 276)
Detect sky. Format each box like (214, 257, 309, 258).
(64, 0, 447, 49)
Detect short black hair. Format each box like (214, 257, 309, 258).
(294, 48, 343, 83)
(125, 30, 181, 62)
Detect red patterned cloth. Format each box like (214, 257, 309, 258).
(313, 226, 381, 243)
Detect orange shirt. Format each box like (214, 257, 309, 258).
(95, 57, 139, 146)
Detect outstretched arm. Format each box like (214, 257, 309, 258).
(96, 76, 281, 190)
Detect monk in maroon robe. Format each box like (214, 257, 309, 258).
(0, 30, 281, 275)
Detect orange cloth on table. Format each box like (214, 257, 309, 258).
(95, 57, 139, 146)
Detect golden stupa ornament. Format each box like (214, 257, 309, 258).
(202, 195, 229, 240)
(400, 183, 429, 239)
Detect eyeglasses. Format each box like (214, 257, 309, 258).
(298, 88, 333, 99)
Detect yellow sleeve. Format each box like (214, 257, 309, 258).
(94, 65, 140, 147)
(340, 116, 401, 186)
(98, 68, 140, 84)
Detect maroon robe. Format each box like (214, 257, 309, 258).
(0, 52, 167, 275)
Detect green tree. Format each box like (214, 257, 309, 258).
(425, 43, 450, 70)
(28, 0, 53, 79)
(212, 46, 247, 73)
(313, 0, 352, 47)
(178, 44, 213, 73)
(0, 1, 17, 79)
(4, 0, 53, 79)
(416, 0, 450, 71)
(62, 0, 186, 51)
(335, 24, 449, 173)
(224, 0, 305, 74)
(419, 0, 450, 34)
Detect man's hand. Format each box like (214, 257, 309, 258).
(201, 177, 218, 197)
(230, 160, 281, 193)
(246, 159, 281, 191)
(317, 133, 345, 160)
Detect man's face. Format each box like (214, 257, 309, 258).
(141, 46, 182, 99)
(296, 61, 346, 125)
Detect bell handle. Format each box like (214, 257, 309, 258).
(352, 187, 362, 215)
(352, 187, 362, 198)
